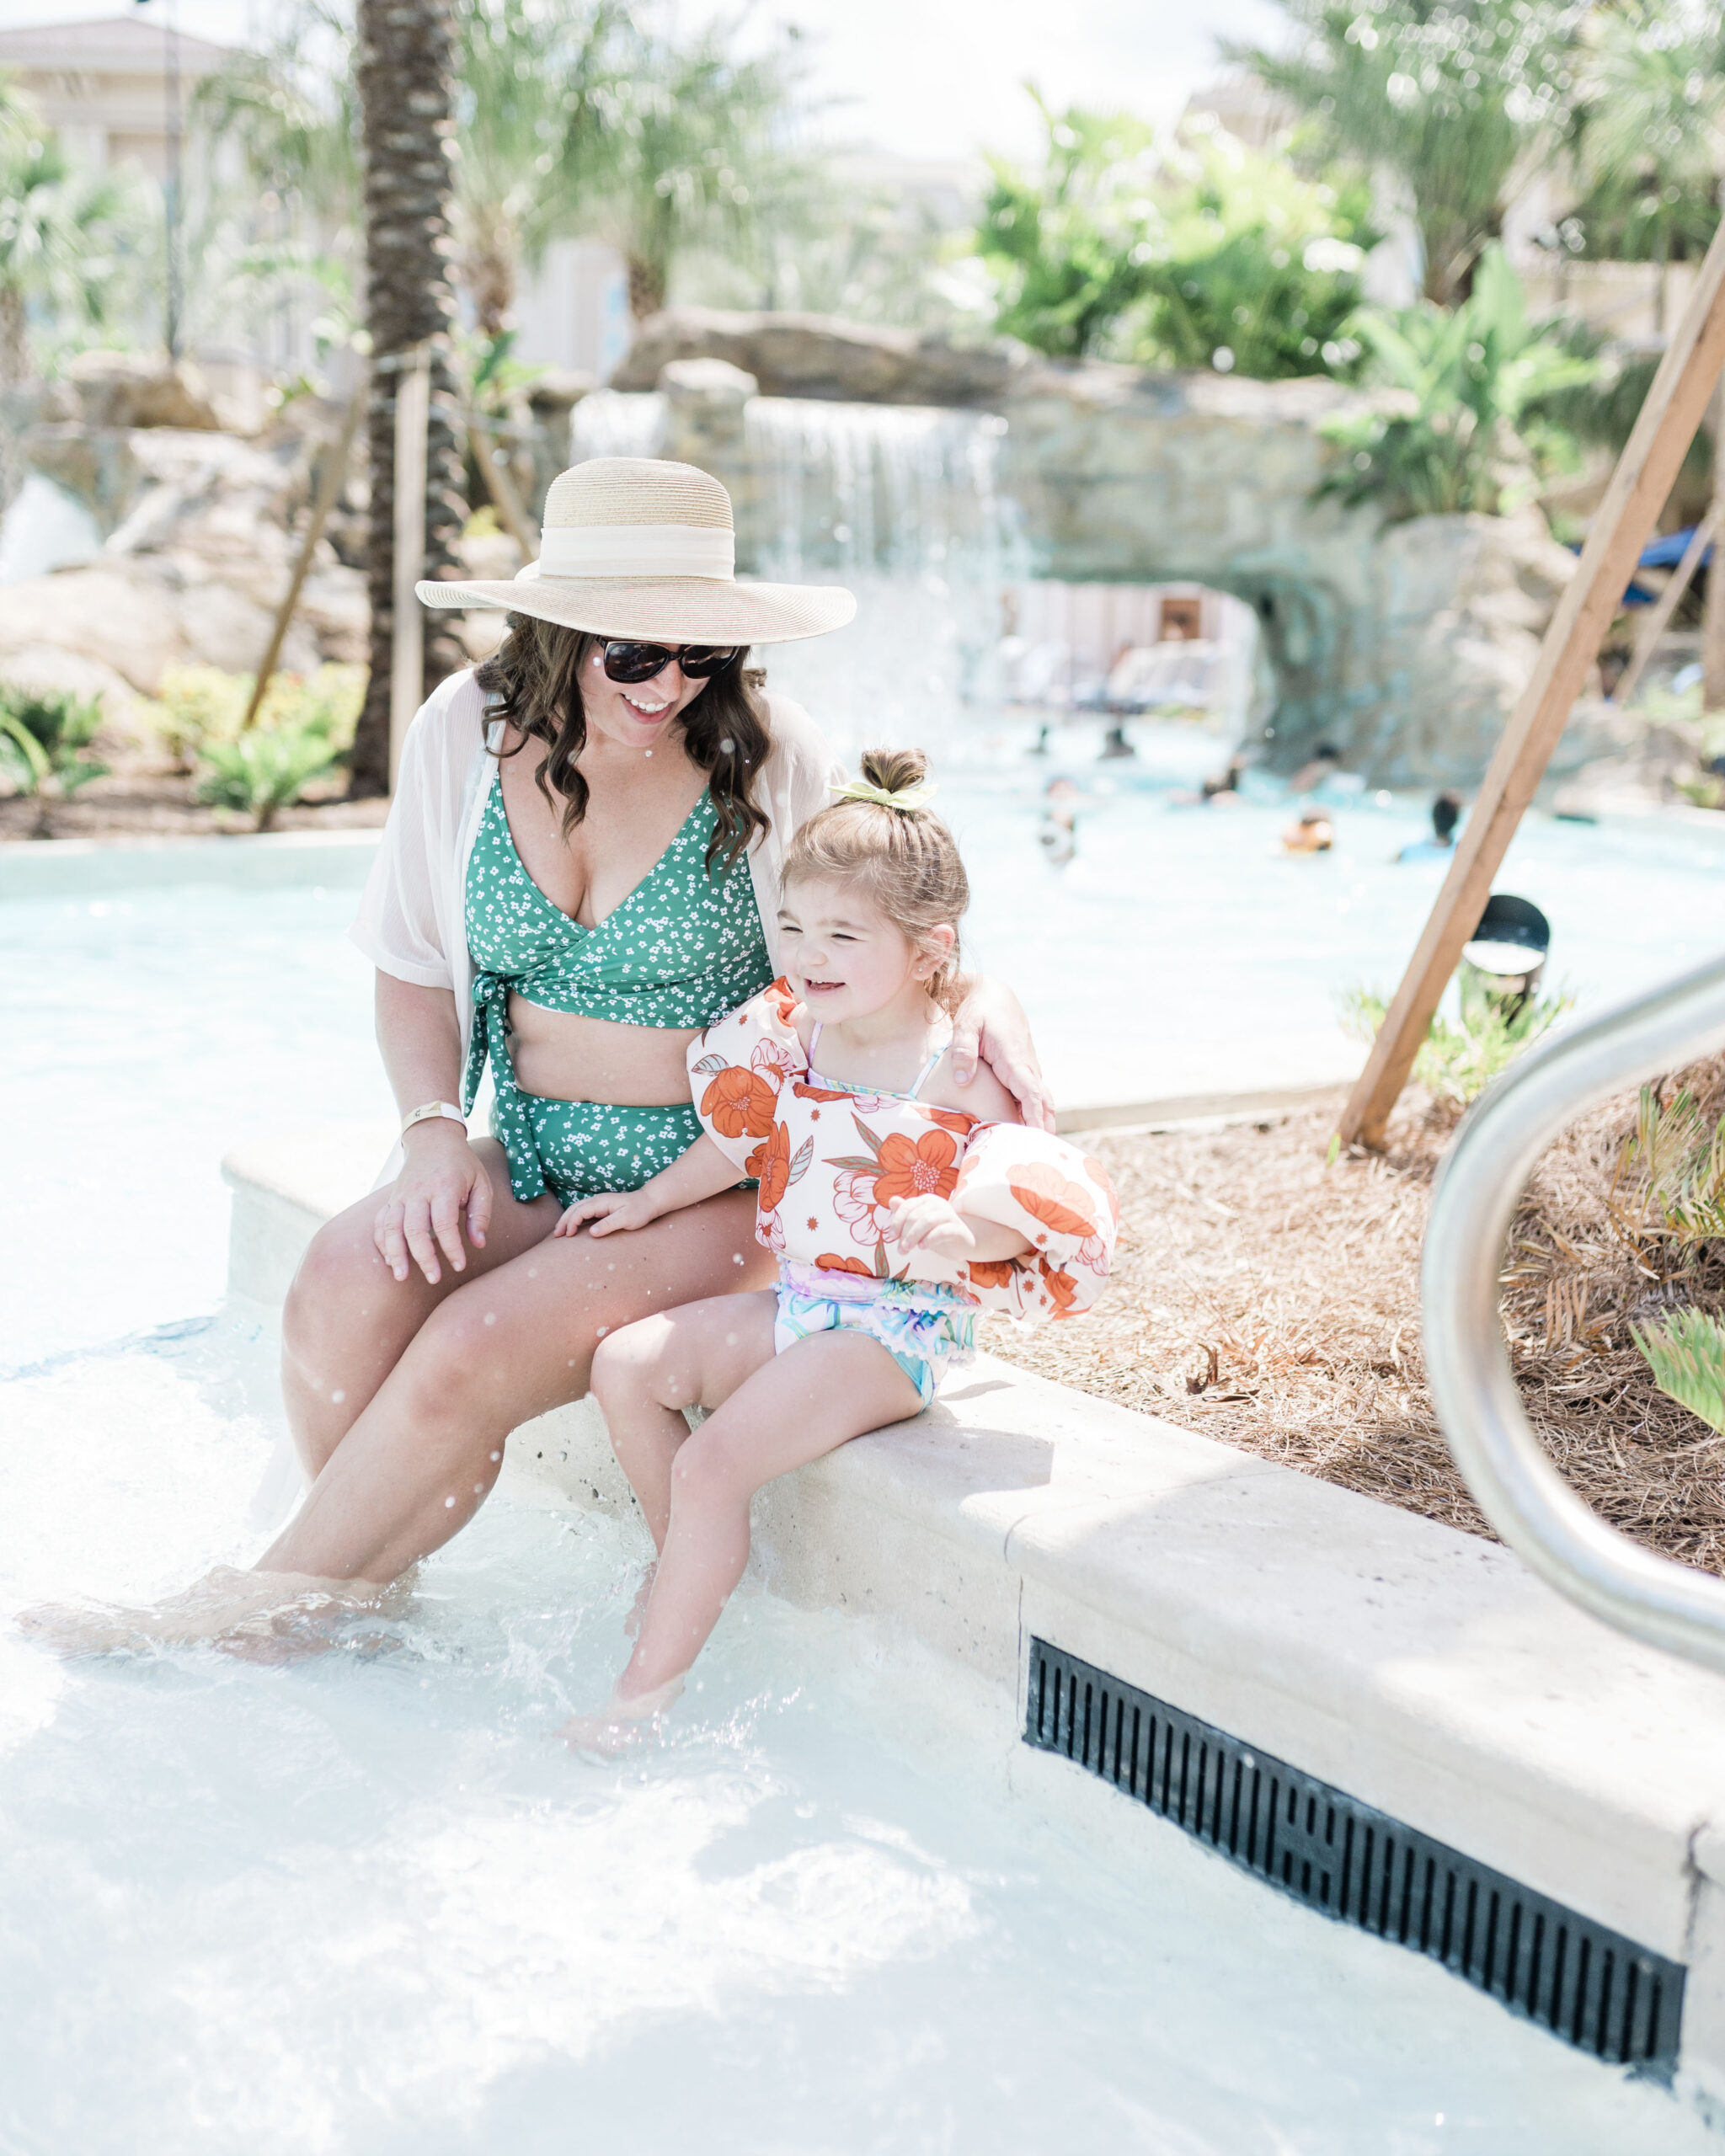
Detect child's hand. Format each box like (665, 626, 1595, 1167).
(553, 1189, 660, 1239)
(886, 1193, 976, 1258)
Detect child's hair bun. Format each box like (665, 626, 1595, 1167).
(857, 746, 928, 800)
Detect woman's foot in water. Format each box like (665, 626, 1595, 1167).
(560, 1675, 683, 1758)
(17, 1565, 395, 1657)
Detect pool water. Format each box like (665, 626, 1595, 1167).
(4, 797, 1723, 2149)
(1, 1321, 1716, 2153)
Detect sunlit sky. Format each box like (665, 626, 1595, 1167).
(0, 0, 1288, 162)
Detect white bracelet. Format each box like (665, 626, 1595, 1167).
(401, 1100, 467, 1139)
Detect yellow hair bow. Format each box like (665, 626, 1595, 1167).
(830, 777, 937, 813)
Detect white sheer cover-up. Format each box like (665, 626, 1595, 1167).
(252, 666, 841, 1525)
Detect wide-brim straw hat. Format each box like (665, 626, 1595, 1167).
(416, 456, 856, 645)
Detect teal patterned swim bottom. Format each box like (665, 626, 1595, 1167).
(490, 1087, 704, 1208)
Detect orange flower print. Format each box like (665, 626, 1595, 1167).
(755, 1121, 793, 1213)
(751, 1036, 801, 1086)
(914, 1103, 978, 1137)
(793, 1080, 862, 1104)
(702, 1062, 778, 1139)
(764, 976, 800, 1024)
(1007, 1161, 1098, 1241)
(1038, 1253, 1081, 1316)
(815, 1252, 875, 1278)
(871, 1128, 960, 1206)
(965, 1257, 1022, 1292)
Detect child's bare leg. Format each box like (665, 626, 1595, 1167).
(618, 1331, 922, 1702)
(590, 1291, 778, 1549)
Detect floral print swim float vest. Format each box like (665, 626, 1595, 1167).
(686, 981, 1120, 1325)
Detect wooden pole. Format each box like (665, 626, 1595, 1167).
(1338, 215, 1725, 1149)
(466, 408, 537, 559)
(1702, 382, 1725, 713)
(388, 344, 432, 792)
(1610, 501, 1720, 711)
(240, 389, 365, 734)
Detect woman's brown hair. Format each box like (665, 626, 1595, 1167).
(781, 747, 970, 1011)
(474, 616, 772, 868)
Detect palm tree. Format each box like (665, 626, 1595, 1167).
(0, 125, 130, 388)
(348, 0, 468, 798)
(584, 11, 814, 320)
(1228, 0, 1578, 308)
(1562, 1, 1725, 327)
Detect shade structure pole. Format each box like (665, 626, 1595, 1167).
(1338, 214, 1725, 1149)
(389, 344, 432, 792)
(1610, 501, 1720, 712)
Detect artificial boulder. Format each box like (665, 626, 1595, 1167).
(61, 350, 224, 432)
(616, 307, 1030, 408)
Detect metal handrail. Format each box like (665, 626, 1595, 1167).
(1421, 953, 1725, 1675)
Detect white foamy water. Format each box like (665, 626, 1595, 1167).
(4, 817, 1723, 2150)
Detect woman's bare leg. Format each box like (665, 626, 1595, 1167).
(258, 1186, 773, 1587)
(589, 1292, 779, 1548)
(280, 1137, 559, 1481)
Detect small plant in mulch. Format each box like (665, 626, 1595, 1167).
(181, 664, 366, 832)
(1339, 982, 1572, 1112)
(0, 683, 109, 837)
(195, 718, 343, 833)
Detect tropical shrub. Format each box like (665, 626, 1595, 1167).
(151, 663, 365, 773)
(1632, 1307, 1725, 1437)
(976, 92, 1375, 376)
(195, 718, 341, 830)
(1317, 246, 1599, 519)
(0, 682, 107, 834)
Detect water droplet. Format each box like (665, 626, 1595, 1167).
(596, 1324, 609, 1336)
(483, 1311, 497, 1326)
(444, 1495, 456, 1508)
(330, 1387, 345, 1404)
(473, 1483, 484, 1495)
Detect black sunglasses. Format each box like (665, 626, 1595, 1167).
(600, 640, 742, 685)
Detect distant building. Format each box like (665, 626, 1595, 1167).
(0, 14, 232, 178)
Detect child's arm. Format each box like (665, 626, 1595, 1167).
(886, 1193, 1032, 1262)
(553, 1134, 741, 1239)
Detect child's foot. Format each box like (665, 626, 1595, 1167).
(560, 1675, 683, 1758)
(17, 1565, 393, 1657)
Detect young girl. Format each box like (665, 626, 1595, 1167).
(553, 750, 1119, 1746)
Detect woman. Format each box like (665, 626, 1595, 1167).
(35, 457, 1048, 1646)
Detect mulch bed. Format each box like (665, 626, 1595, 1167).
(0, 772, 389, 843)
(991, 1060, 1725, 1573)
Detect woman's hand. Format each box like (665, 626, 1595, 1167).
(553, 1188, 662, 1240)
(373, 1121, 492, 1284)
(949, 978, 1055, 1133)
(886, 1193, 975, 1259)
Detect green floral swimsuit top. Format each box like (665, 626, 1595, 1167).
(462, 763, 773, 1205)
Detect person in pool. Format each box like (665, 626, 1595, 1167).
(1397, 791, 1461, 862)
(26, 458, 1049, 1652)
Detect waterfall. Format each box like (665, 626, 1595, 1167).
(740, 398, 1025, 764)
(563, 387, 1026, 764)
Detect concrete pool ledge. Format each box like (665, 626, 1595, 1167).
(224, 1123, 1725, 2097)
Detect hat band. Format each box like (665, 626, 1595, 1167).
(535, 522, 735, 581)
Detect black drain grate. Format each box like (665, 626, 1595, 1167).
(1025, 1639, 1684, 2072)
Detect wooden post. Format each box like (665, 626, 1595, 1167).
(240, 388, 365, 733)
(1610, 502, 1720, 711)
(388, 344, 432, 792)
(466, 409, 538, 559)
(1703, 382, 1725, 713)
(1338, 215, 1725, 1150)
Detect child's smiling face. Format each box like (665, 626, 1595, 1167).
(777, 873, 952, 1026)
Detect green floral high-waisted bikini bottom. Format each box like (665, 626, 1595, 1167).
(489, 1081, 703, 1209)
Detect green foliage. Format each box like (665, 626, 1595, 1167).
(1561, 0, 1725, 268)
(195, 706, 344, 831)
(1621, 1085, 1725, 1244)
(1226, 0, 1579, 307)
(0, 681, 107, 832)
(975, 93, 1375, 376)
(1630, 1306, 1725, 1437)
(0, 115, 135, 383)
(1317, 246, 1599, 519)
(1339, 976, 1571, 1106)
(152, 663, 364, 779)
